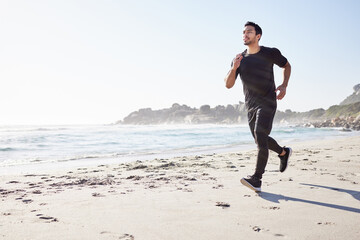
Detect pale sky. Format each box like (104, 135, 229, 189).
(1, 0, 359, 125)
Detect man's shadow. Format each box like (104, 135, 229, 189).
(258, 183, 360, 214)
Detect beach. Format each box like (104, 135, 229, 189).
(1, 136, 359, 240)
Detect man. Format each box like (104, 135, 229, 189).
(224, 21, 292, 192)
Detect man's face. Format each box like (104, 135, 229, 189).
(243, 26, 259, 45)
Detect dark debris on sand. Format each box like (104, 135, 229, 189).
(215, 202, 230, 208)
(49, 177, 115, 187)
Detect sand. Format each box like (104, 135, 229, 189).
(1, 136, 360, 240)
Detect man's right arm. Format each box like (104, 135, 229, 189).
(224, 54, 242, 89)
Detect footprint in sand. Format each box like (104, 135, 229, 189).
(274, 233, 285, 237)
(252, 226, 261, 232)
(22, 199, 33, 204)
(212, 184, 224, 189)
(7, 181, 20, 184)
(92, 192, 105, 197)
(250, 225, 274, 234)
(100, 232, 134, 240)
(279, 177, 293, 182)
(119, 234, 135, 240)
(262, 206, 280, 210)
(317, 222, 335, 225)
(39, 216, 58, 222)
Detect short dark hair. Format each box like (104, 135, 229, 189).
(244, 21, 262, 37)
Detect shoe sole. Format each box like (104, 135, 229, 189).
(240, 178, 261, 192)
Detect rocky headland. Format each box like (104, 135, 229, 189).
(117, 84, 360, 131)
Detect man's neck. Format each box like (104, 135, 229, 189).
(247, 44, 261, 54)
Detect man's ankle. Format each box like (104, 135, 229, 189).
(279, 148, 286, 156)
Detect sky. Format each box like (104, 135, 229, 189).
(1, 0, 360, 125)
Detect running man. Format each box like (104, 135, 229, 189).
(224, 21, 292, 192)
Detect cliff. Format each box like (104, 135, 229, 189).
(117, 84, 360, 129)
(118, 103, 247, 125)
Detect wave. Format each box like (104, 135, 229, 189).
(33, 127, 69, 132)
(0, 126, 70, 133)
(0, 147, 15, 152)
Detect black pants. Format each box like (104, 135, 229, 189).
(248, 107, 283, 179)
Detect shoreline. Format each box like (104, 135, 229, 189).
(1, 135, 360, 239)
(1, 131, 359, 175)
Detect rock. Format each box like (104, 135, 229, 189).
(354, 83, 360, 93)
(340, 83, 360, 105)
(199, 105, 211, 114)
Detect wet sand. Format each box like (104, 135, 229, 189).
(1, 136, 360, 239)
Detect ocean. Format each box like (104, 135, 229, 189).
(0, 124, 359, 168)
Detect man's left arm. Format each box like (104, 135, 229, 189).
(276, 61, 291, 100)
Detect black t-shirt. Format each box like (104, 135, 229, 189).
(233, 46, 287, 111)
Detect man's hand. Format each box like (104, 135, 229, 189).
(275, 84, 287, 100)
(232, 54, 243, 70)
(276, 62, 291, 100)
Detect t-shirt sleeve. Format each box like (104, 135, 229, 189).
(271, 48, 288, 67)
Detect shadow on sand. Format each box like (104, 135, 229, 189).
(299, 183, 360, 201)
(259, 183, 360, 214)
